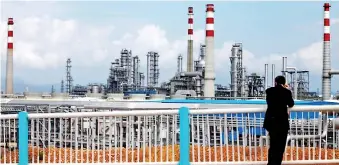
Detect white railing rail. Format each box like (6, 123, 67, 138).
(1, 105, 339, 165)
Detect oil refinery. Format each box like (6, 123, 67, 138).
(2, 3, 339, 164)
(1, 3, 337, 101)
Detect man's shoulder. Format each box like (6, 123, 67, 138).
(266, 87, 275, 93)
(281, 86, 292, 93)
(266, 86, 291, 94)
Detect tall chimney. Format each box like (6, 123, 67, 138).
(203, 4, 215, 98)
(187, 7, 194, 72)
(322, 3, 331, 100)
(282, 57, 286, 76)
(264, 64, 268, 89)
(272, 64, 275, 87)
(6, 18, 14, 94)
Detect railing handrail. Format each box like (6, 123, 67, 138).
(0, 114, 18, 119)
(2, 105, 339, 164)
(191, 105, 339, 114)
(2, 105, 339, 119)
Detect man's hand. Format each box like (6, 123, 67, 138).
(287, 108, 291, 116)
(283, 84, 289, 89)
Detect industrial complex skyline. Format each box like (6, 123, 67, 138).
(1, 1, 339, 93)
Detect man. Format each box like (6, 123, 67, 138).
(263, 75, 294, 165)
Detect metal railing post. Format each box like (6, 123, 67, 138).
(179, 106, 190, 165)
(18, 111, 29, 165)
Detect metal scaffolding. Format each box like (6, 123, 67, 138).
(246, 73, 265, 97)
(146, 51, 160, 88)
(65, 58, 73, 94)
(287, 70, 310, 99)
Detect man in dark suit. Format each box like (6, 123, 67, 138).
(263, 76, 294, 165)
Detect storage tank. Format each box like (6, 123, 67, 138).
(129, 94, 146, 100)
(107, 93, 124, 101)
(171, 95, 187, 100)
(149, 94, 166, 100)
(23, 92, 43, 99)
(92, 85, 99, 94)
(51, 93, 69, 99)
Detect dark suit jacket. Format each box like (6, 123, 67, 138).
(263, 85, 295, 132)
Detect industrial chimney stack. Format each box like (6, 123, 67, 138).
(272, 64, 275, 87)
(203, 4, 216, 98)
(6, 18, 14, 95)
(321, 3, 331, 100)
(264, 64, 268, 89)
(187, 7, 194, 72)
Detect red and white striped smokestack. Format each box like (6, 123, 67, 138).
(5, 18, 14, 95)
(203, 4, 215, 98)
(187, 7, 194, 72)
(322, 3, 331, 100)
(324, 3, 330, 42)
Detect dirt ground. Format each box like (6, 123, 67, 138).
(1, 145, 339, 164)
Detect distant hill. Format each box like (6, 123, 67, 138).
(1, 78, 59, 93)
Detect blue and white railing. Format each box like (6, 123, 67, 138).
(1, 105, 339, 165)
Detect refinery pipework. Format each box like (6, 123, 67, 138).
(286, 67, 298, 100)
(106, 49, 146, 93)
(194, 44, 206, 72)
(5, 18, 14, 95)
(187, 7, 194, 72)
(322, 3, 339, 100)
(203, 4, 216, 98)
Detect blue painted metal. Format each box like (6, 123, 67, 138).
(159, 99, 339, 105)
(179, 107, 190, 165)
(18, 111, 28, 165)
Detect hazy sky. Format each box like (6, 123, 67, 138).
(1, 1, 338, 92)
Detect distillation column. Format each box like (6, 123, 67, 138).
(133, 56, 140, 88)
(177, 54, 183, 73)
(241, 68, 246, 96)
(147, 53, 150, 87)
(230, 45, 239, 97)
(187, 7, 194, 72)
(203, 4, 216, 98)
(322, 3, 331, 100)
(5, 18, 14, 94)
(146, 52, 160, 88)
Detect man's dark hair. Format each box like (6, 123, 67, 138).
(275, 76, 286, 86)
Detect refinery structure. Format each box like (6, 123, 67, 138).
(1, 3, 338, 101)
(2, 2, 339, 160)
